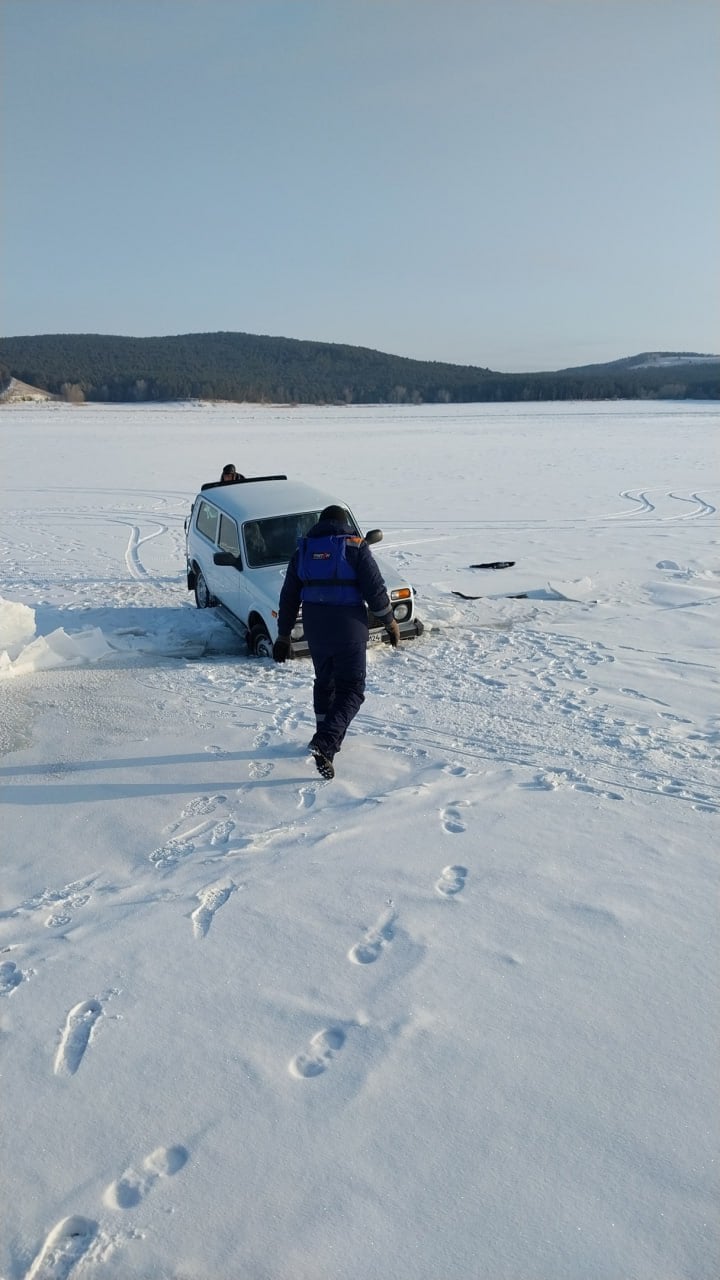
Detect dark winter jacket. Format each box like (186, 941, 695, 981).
(277, 518, 393, 637)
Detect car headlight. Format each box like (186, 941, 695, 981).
(393, 602, 411, 622)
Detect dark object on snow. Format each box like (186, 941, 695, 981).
(469, 561, 516, 570)
(200, 473, 287, 492)
(452, 590, 528, 600)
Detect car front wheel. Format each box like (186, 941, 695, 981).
(194, 569, 215, 609)
(248, 623, 273, 657)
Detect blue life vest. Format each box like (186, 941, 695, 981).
(297, 535, 365, 606)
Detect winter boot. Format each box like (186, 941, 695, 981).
(311, 748, 335, 780)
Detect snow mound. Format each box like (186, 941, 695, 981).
(0, 612, 112, 679)
(0, 594, 111, 678)
(0, 596, 36, 658)
(0, 596, 240, 678)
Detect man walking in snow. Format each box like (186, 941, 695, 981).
(272, 505, 400, 779)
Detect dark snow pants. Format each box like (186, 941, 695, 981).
(302, 604, 368, 758)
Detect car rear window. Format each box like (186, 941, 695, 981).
(195, 500, 220, 543)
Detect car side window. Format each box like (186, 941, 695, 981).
(218, 514, 240, 557)
(243, 522, 269, 566)
(195, 500, 220, 543)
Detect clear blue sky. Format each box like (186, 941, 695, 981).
(1, 0, 718, 371)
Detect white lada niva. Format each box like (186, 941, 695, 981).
(185, 474, 423, 657)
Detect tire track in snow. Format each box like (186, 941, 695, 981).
(604, 489, 716, 521)
(665, 492, 717, 520)
(123, 521, 168, 580)
(614, 489, 656, 517)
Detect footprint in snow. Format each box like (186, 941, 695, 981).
(13, 878, 95, 921)
(348, 907, 396, 965)
(435, 865, 468, 898)
(45, 893, 91, 929)
(149, 837, 195, 870)
(297, 783, 319, 809)
(54, 999, 103, 1076)
(210, 818, 235, 845)
(249, 760, 274, 780)
(290, 1027, 346, 1079)
(0, 958, 25, 996)
(25, 1215, 98, 1280)
(104, 1145, 189, 1210)
(191, 881, 236, 939)
(440, 803, 467, 834)
(179, 793, 227, 820)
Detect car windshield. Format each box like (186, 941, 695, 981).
(242, 509, 357, 567)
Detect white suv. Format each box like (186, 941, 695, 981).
(185, 475, 423, 656)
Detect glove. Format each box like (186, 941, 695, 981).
(385, 618, 401, 648)
(272, 636, 292, 663)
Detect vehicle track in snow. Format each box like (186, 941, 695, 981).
(604, 489, 717, 522)
(123, 521, 168, 580)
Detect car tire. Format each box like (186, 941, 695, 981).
(194, 569, 215, 609)
(248, 623, 273, 658)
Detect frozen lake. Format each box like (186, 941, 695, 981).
(1, 399, 718, 1280)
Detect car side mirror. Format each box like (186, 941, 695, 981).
(214, 551, 243, 570)
(365, 529, 383, 545)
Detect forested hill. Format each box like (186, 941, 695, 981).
(0, 331, 718, 404)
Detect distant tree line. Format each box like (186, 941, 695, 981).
(0, 331, 718, 404)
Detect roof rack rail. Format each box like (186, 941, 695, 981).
(201, 474, 288, 492)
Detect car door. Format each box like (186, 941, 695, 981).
(213, 512, 247, 620)
(193, 498, 223, 596)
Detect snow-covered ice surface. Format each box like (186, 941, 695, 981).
(0, 400, 718, 1280)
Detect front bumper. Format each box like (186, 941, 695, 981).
(289, 616, 423, 658)
(368, 618, 424, 646)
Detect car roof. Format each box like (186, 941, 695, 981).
(197, 477, 347, 523)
